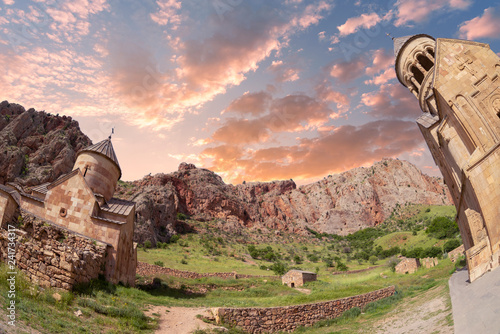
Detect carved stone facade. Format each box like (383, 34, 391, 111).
(0, 137, 137, 287)
(394, 35, 500, 282)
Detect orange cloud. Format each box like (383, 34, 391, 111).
(201, 120, 424, 183)
(459, 7, 500, 40)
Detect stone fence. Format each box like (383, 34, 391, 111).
(137, 261, 278, 280)
(214, 286, 396, 333)
(0, 213, 108, 290)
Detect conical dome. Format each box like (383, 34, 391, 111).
(73, 137, 122, 201)
(76, 137, 121, 177)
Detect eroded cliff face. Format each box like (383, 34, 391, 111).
(119, 160, 452, 244)
(0, 101, 91, 186)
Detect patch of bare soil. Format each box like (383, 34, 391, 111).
(147, 306, 225, 334)
(373, 285, 453, 334)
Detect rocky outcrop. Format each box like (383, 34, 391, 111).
(119, 159, 452, 244)
(0, 101, 91, 186)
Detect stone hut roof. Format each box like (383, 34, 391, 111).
(77, 137, 121, 174)
(285, 269, 316, 275)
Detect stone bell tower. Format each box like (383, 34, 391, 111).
(394, 34, 500, 282)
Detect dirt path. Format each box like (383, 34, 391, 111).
(373, 285, 453, 334)
(147, 306, 224, 334)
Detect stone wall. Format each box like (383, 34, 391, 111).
(136, 261, 277, 280)
(215, 286, 395, 333)
(0, 212, 108, 290)
(421, 257, 438, 269)
(448, 244, 465, 262)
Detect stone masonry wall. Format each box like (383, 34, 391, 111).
(0, 212, 108, 290)
(215, 286, 396, 333)
(137, 261, 277, 280)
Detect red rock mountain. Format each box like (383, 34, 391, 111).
(120, 161, 452, 244)
(0, 101, 91, 186)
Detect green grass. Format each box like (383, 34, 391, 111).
(2, 204, 459, 333)
(374, 230, 445, 250)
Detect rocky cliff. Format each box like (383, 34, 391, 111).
(118, 160, 452, 244)
(0, 102, 452, 244)
(0, 101, 91, 186)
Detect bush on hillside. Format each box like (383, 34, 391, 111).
(426, 216, 459, 239)
(443, 239, 462, 253)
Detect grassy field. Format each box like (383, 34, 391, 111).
(1, 204, 462, 333)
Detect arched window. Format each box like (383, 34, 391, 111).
(417, 54, 434, 71)
(426, 48, 435, 58)
(411, 65, 424, 84)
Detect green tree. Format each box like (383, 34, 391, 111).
(369, 255, 378, 265)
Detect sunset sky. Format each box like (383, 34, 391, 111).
(1, 0, 500, 185)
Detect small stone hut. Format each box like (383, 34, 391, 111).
(395, 257, 420, 274)
(282, 269, 317, 287)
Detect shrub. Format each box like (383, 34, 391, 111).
(180, 259, 188, 265)
(143, 240, 152, 249)
(176, 212, 187, 221)
(443, 239, 461, 253)
(386, 256, 401, 272)
(293, 255, 302, 264)
(369, 255, 378, 265)
(154, 261, 164, 267)
(169, 235, 180, 243)
(336, 261, 348, 271)
(270, 262, 288, 276)
(426, 216, 459, 239)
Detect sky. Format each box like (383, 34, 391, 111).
(1, 0, 500, 185)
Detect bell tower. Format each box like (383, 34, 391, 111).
(394, 35, 500, 282)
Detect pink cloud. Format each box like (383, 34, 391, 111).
(150, 0, 182, 29)
(364, 49, 396, 85)
(459, 7, 500, 40)
(361, 83, 421, 119)
(314, 80, 349, 111)
(266, 60, 301, 82)
(337, 12, 381, 37)
(394, 0, 472, 27)
(329, 56, 366, 83)
(209, 93, 335, 145)
(225, 91, 272, 116)
(365, 49, 394, 76)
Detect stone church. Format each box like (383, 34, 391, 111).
(0, 136, 137, 287)
(394, 35, 500, 281)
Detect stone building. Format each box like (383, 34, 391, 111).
(395, 257, 420, 274)
(0, 137, 137, 287)
(394, 35, 500, 282)
(282, 269, 317, 287)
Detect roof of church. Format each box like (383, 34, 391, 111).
(394, 34, 436, 58)
(393, 35, 414, 57)
(100, 197, 135, 216)
(77, 137, 121, 171)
